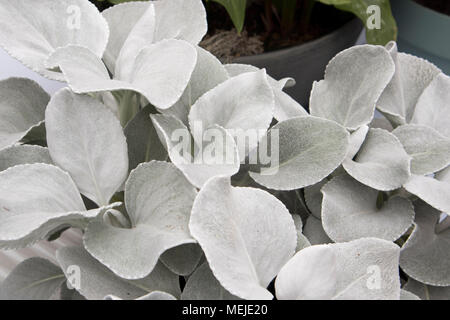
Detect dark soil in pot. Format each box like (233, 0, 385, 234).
(201, 2, 354, 61)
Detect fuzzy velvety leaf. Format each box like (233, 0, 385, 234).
(57, 246, 180, 300)
(400, 201, 450, 286)
(321, 173, 414, 242)
(393, 124, 450, 175)
(0, 0, 109, 80)
(377, 42, 441, 126)
(310, 45, 394, 130)
(249, 116, 349, 191)
(84, 161, 197, 279)
(151, 114, 240, 189)
(0, 257, 64, 300)
(0, 145, 52, 172)
(224, 63, 306, 122)
(47, 39, 197, 110)
(0, 164, 115, 249)
(160, 244, 203, 276)
(181, 262, 240, 300)
(189, 177, 297, 300)
(404, 175, 450, 214)
(343, 128, 411, 191)
(411, 73, 450, 138)
(275, 238, 401, 300)
(403, 278, 450, 300)
(303, 215, 333, 245)
(188, 70, 274, 156)
(160, 46, 229, 125)
(0, 78, 49, 150)
(46, 89, 128, 206)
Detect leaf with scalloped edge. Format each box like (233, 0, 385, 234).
(189, 177, 297, 300)
(84, 161, 197, 280)
(249, 116, 349, 191)
(0, 0, 109, 80)
(0, 145, 52, 172)
(400, 201, 450, 287)
(343, 128, 411, 191)
(57, 246, 180, 300)
(275, 238, 401, 300)
(310, 45, 395, 130)
(321, 173, 414, 242)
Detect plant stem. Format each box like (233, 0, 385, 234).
(118, 91, 139, 127)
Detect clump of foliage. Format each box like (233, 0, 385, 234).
(0, 0, 449, 300)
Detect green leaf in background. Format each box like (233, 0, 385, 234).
(210, 0, 247, 34)
(316, 0, 397, 45)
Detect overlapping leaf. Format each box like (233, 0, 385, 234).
(84, 161, 197, 279)
(151, 114, 240, 188)
(0, 78, 49, 150)
(400, 201, 450, 286)
(249, 116, 349, 190)
(0, 0, 109, 80)
(393, 124, 450, 175)
(377, 42, 441, 126)
(404, 175, 450, 214)
(57, 246, 180, 300)
(321, 173, 414, 242)
(0, 145, 52, 172)
(189, 177, 297, 300)
(310, 45, 395, 130)
(0, 257, 64, 300)
(275, 238, 401, 300)
(343, 128, 411, 191)
(0, 164, 116, 249)
(46, 89, 128, 206)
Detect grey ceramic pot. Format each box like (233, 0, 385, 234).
(391, 0, 450, 75)
(233, 19, 363, 107)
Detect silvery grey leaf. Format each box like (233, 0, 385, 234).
(0, 257, 64, 300)
(0, 164, 117, 249)
(181, 262, 240, 300)
(377, 42, 441, 126)
(249, 116, 349, 191)
(343, 128, 411, 191)
(310, 45, 395, 130)
(188, 70, 274, 156)
(84, 161, 197, 279)
(411, 73, 450, 138)
(0, 145, 52, 172)
(189, 177, 297, 300)
(303, 215, 332, 245)
(292, 214, 310, 252)
(56, 246, 180, 300)
(321, 173, 414, 242)
(47, 39, 198, 110)
(0, 78, 49, 150)
(436, 166, 450, 183)
(124, 105, 167, 172)
(275, 238, 401, 300)
(400, 201, 450, 286)
(151, 114, 240, 188)
(153, 0, 207, 45)
(403, 278, 450, 300)
(393, 124, 450, 175)
(46, 89, 129, 206)
(403, 175, 450, 213)
(0, 0, 109, 80)
(159, 46, 229, 125)
(224, 63, 306, 122)
(160, 244, 203, 276)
